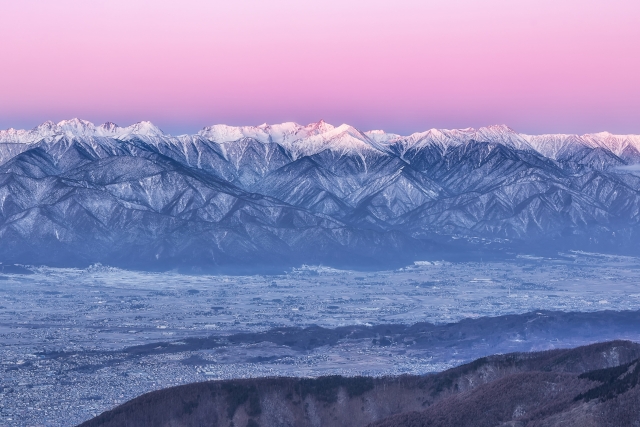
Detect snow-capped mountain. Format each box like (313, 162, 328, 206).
(1, 119, 639, 269)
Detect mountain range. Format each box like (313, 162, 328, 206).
(1, 119, 640, 269)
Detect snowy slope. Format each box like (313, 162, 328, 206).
(1, 119, 640, 268)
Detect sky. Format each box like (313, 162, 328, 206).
(1, 0, 639, 135)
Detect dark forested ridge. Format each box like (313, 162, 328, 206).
(117, 309, 640, 360)
(78, 340, 640, 427)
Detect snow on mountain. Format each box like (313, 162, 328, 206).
(2, 118, 640, 268)
(0, 128, 31, 144)
(115, 121, 165, 138)
(383, 128, 471, 156)
(57, 118, 97, 136)
(196, 121, 377, 159)
(0, 119, 161, 144)
(475, 125, 532, 151)
(364, 129, 401, 144)
(268, 120, 337, 149)
(0, 121, 60, 144)
(582, 132, 640, 157)
(524, 132, 640, 160)
(97, 121, 121, 133)
(3, 119, 640, 162)
(522, 134, 581, 159)
(281, 123, 379, 158)
(198, 123, 268, 143)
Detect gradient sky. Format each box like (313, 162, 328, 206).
(1, 0, 639, 135)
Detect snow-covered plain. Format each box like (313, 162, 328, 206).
(3, 253, 640, 426)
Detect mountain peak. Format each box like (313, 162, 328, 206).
(99, 122, 120, 131)
(482, 124, 516, 133)
(123, 121, 165, 137)
(34, 120, 59, 132)
(306, 119, 335, 133)
(57, 118, 97, 136)
(57, 118, 93, 126)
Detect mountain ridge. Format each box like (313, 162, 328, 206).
(1, 119, 640, 269)
(3, 119, 640, 160)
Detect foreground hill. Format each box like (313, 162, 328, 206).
(78, 340, 640, 427)
(2, 120, 640, 268)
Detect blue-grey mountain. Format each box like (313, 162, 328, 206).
(1, 119, 640, 269)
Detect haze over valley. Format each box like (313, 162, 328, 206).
(3, 253, 640, 425)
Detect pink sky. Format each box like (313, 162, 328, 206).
(1, 0, 639, 135)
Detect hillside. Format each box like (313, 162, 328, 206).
(78, 340, 640, 427)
